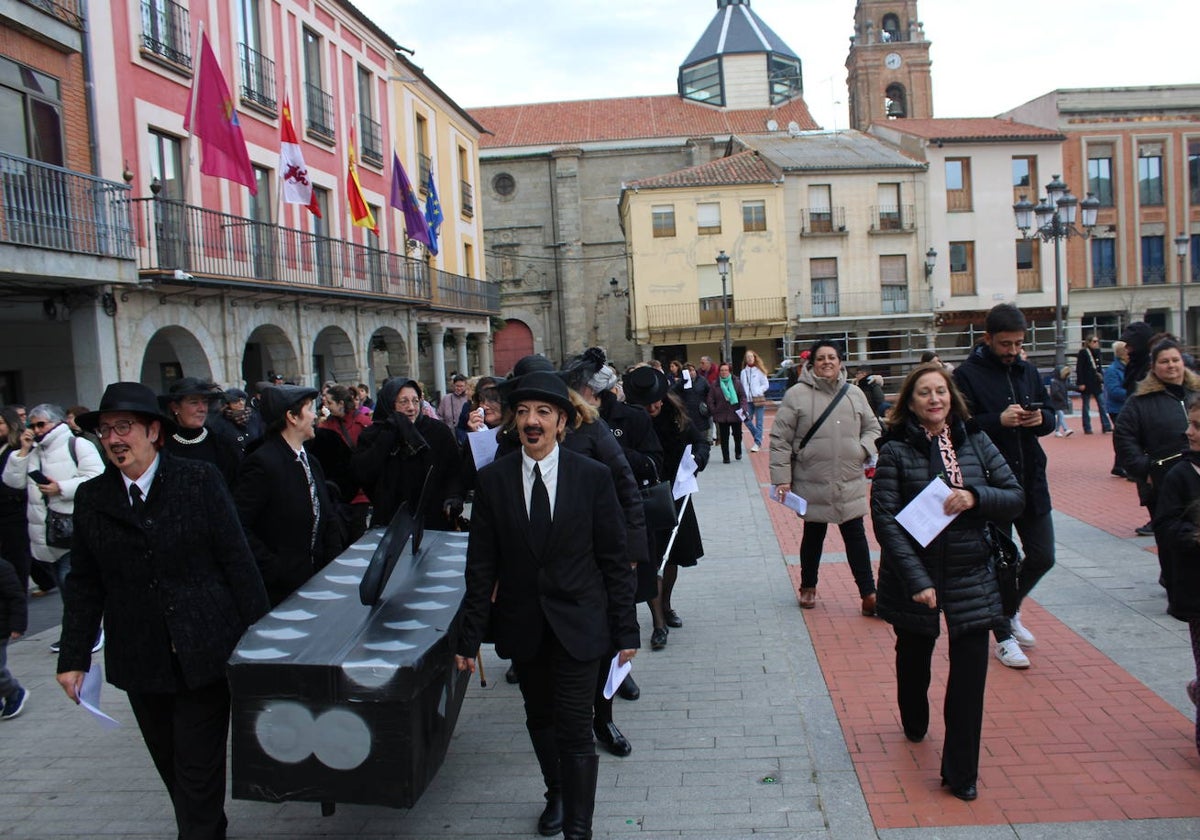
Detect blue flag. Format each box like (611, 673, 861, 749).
(424, 164, 443, 256)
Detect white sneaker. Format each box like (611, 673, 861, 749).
(750, 444, 760, 453)
(1010, 613, 1036, 648)
(995, 638, 1030, 669)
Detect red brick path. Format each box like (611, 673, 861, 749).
(752, 405, 1200, 828)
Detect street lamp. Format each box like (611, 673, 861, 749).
(1013, 175, 1099, 370)
(1175, 232, 1190, 349)
(716, 250, 732, 364)
(924, 247, 937, 278)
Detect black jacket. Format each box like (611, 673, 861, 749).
(953, 343, 1054, 516)
(1153, 452, 1200, 620)
(872, 418, 1025, 639)
(58, 452, 269, 692)
(1075, 346, 1104, 393)
(650, 399, 708, 567)
(234, 435, 344, 607)
(599, 392, 664, 486)
(164, 427, 242, 489)
(673, 376, 711, 432)
(1114, 371, 1200, 486)
(0, 556, 26, 638)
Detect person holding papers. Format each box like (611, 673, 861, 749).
(872, 364, 1024, 803)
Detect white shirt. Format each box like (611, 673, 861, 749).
(521, 444, 559, 519)
(121, 453, 161, 507)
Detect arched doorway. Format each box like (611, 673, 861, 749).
(492, 319, 534, 377)
(365, 327, 407, 392)
(242, 324, 299, 387)
(140, 326, 213, 392)
(312, 325, 358, 385)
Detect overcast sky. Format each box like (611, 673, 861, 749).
(355, 0, 1193, 130)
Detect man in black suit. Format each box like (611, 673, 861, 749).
(57, 382, 269, 840)
(455, 371, 639, 840)
(234, 385, 343, 607)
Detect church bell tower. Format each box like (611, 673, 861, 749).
(845, 0, 933, 130)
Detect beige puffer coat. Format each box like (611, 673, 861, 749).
(768, 366, 880, 524)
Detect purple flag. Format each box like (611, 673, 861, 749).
(390, 152, 433, 249)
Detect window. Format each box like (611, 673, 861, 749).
(679, 58, 723, 106)
(357, 66, 382, 166)
(1189, 141, 1200, 205)
(1088, 147, 1114, 207)
(312, 186, 332, 285)
(1091, 238, 1117, 288)
(652, 205, 676, 238)
(881, 13, 904, 42)
(416, 113, 430, 188)
(1142, 235, 1165, 284)
(141, 0, 192, 68)
(1016, 239, 1041, 292)
(458, 146, 473, 217)
(148, 129, 183, 199)
(149, 129, 186, 266)
(879, 255, 908, 314)
(248, 166, 275, 279)
(0, 57, 64, 165)
(946, 159, 972, 211)
(808, 184, 832, 232)
(810, 258, 839, 317)
(492, 172, 515, 197)
(1012, 155, 1036, 204)
(697, 202, 721, 235)
(949, 241, 975, 295)
(236, 0, 274, 111)
(697, 264, 728, 322)
(463, 242, 474, 278)
(303, 28, 333, 141)
(876, 183, 901, 230)
(742, 200, 766, 232)
(1192, 234, 1199, 284)
(1138, 147, 1164, 206)
(768, 55, 801, 105)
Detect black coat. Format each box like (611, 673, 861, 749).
(1153, 452, 1200, 620)
(164, 427, 242, 489)
(0, 556, 26, 637)
(650, 399, 708, 567)
(58, 452, 269, 692)
(456, 447, 638, 662)
(234, 435, 344, 607)
(673, 376, 711, 432)
(1075, 346, 1104, 393)
(953, 343, 1055, 517)
(872, 418, 1025, 639)
(353, 412, 462, 531)
(1114, 372, 1200, 487)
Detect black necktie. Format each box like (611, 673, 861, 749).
(130, 484, 146, 520)
(530, 463, 551, 550)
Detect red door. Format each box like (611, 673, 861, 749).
(492, 319, 535, 377)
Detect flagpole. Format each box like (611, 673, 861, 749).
(182, 20, 205, 207)
(275, 74, 288, 227)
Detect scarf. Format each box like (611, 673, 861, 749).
(719, 374, 738, 405)
(924, 425, 962, 488)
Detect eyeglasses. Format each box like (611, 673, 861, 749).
(97, 420, 139, 439)
(394, 397, 421, 407)
(27, 421, 51, 431)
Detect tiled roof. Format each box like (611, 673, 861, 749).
(683, 0, 799, 66)
(743, 130, 926, 171)
(876, 118, 1064, 143)
(471, 95, 818, 149)
(625, 149, 781, 190)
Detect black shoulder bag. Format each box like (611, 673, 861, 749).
(797, 383, 851, 450)
(44, 436, 78, 549)
(968, 433, 1023, 615)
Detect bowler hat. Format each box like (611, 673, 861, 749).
(506, 371, 575, 424)
(496, 355, 557, 401)
(159, 377, 220, 411)
(622, 366, 669, 407)
(75, 382, 177, 434)
(259, 384, 319, 428)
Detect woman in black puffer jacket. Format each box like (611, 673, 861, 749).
(872, 364, 1024, 802)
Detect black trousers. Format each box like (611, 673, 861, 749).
(516, 622, 602, 758)
(717, 420, 743, 461)
(894, 627, 990, 788)
(798, 517, 876, 597)
(0, 516, 34, 592)
(126, 679, 231, 840)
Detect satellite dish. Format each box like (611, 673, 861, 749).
(766, 119, 779, 132)
(787, 121, 802, 136)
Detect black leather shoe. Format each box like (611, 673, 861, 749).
(505, 664, 519, 684)
(537, 790, 562, 836)
(616, 674, 640, 701)
(665, 609, 683, 628)
(903, 728, 925, 743)
(650, 627, 668, 650)
(594, 721, 632, 756)
(941, 778, 977, 801)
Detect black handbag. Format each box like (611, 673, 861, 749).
(45, 508, 74, 549)
(640, 480, 678, 531)
(983, 522, 1023, 616)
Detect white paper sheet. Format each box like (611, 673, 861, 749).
(894, 478, 958, 547)
(467, 427, 500, 470)
(672, 444, 699, 500)
(773, 490, 807, 516)
(602, 653, 633, 700)
(682, 369, 693, 389)
(78, 664, 121, 729)
(734, 408, 746, 421)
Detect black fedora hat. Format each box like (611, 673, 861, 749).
(622, 366, 670, 407)
(76, 382, 177, 434)
(506, 370, 575, 424)
(158, 376, 220, 411)
(496, 355, 557, 401)
(258, 384, 320, 428)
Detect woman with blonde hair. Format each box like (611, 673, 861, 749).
(739, 350, 770, 452)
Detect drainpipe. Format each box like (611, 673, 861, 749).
(80, 0, 100, 175)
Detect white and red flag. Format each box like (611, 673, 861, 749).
(279, 94, 320, 217)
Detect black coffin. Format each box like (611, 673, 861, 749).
(228, 526, 470, 809)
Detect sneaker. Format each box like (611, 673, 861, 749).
(1135, 521, 1155, 537)
(92, 628, 105, 654)
(1010, 613, 1036, 648)
(1064, 428, 1074, 437)
(1054, 431, 1064, 437)
(750, 444, 761, 453)
(994, 638, 1030, 669)
(49, 640, 60, 654)
(1, 687, 28, 720)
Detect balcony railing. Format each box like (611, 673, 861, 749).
(870, 205, 915, 232)
(358, 113, 383, 167)
(801, 207, 846, 234)
(644, 297, 786, 330)
(20, 0, 84, 28)
(1092, 267, 1118, 288)
(795, 287, 932, 319)
(238, 42, 276, 112)
(0, 152, 134, 259)
(461, 180, 474, 217)
(127, 197, 499, 315)
(304, 82, 335, 142)
(881, 284, 909, 314)
(140, 0, 191, 69)
(1142, 265, 1167, 285)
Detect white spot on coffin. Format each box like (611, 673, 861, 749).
(404, 600, 448, 611)
(334, 556, 369, 568)
(238, 647, 290, 660)
(415, 585, 457, 594)
(356, 542, 379, 550)
(255, 702, 314, 763)
(342, 658, 400, 688)
(382, 619, 428, 631)
(425, 569, 459, 578)
(255, 627, 308, 641)
(296, 590, 346, 600)
(269, 608, 318, 621)
(323, 574, 361, 585)
(364, 640, 416, 652)
(312, 709, 371, 770)
(435, 555, 466, 563)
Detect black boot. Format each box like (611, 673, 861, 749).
(560, 752, 599, 840)
(528, 728, 562, 836)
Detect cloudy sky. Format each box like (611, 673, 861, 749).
(354, 0, 1192, 129)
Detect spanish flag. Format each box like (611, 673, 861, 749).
(346, 124, 377, 235)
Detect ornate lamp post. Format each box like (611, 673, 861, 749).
(924, 246, 938, 279)
(1013, 175, 1100, 370)
(1175, 232, 1190, 349)
(716, 250, 732, 364)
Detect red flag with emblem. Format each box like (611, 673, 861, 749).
(184, 32, 256, 193)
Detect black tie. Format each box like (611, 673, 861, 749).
(530, 463, 551, 550)
(130, 484, 146, 520)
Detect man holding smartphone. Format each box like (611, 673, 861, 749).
(953, 304, 1056, 670)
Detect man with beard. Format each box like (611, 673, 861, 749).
(455, 372, 638, 840)
(56, 382, 268, 840)
(953, 304, 1055, 670)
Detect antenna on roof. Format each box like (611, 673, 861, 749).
(787, 121, 802, 137)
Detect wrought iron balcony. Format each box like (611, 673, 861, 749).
(0, 151, 134, 259)
(1142, 265, 1167, 285)
(800, 207, 846, 235)
(140, 0, 191, 69)
(870, 204, 915, 232)
(643, 297, 787, 330)
(20, 0, 83, 29)
(304, 82, 335, 142)
(795, 286, 933, 319)
(358, 113, 383, 167)
(433, 269, 499, 314)
(238, 42, 276, 112)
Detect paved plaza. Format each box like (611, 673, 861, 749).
(2, 408, 1199, 838)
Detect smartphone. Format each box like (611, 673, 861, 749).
(28, 469, 49, 485)
(1020, 397, 1044, 411)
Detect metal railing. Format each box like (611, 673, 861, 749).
(800, 207, 846, 234)
(461, 180, 473, 217)
(304, 82, 335, 141)
(870, 204, 915, 231)
(1142, 265, 1167, 285)
(643, 297, 786, 330)
(140, 0, 191, 68)
(358, 114, 383, 167)
(1092, 267, 1118, 288)
(881, 284, 909, 314)
(794, 286, 933, 319)
(0, 152, 134, 259)
(238, 43, 276, 112)
(20, 0, 84, 28)
(433, 269, 499, 313)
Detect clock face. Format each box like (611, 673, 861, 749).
(885, 52, 902, 70)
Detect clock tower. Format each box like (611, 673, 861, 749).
(845, 1, 933, 131)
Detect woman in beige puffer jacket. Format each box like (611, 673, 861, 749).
(769, 340, 881, 614)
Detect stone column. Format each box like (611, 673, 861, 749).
(452, 328, 469, 376)
(70, 295, 120, 407)
(428, 323, 446, 396)
(407, 313, 421, 382)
